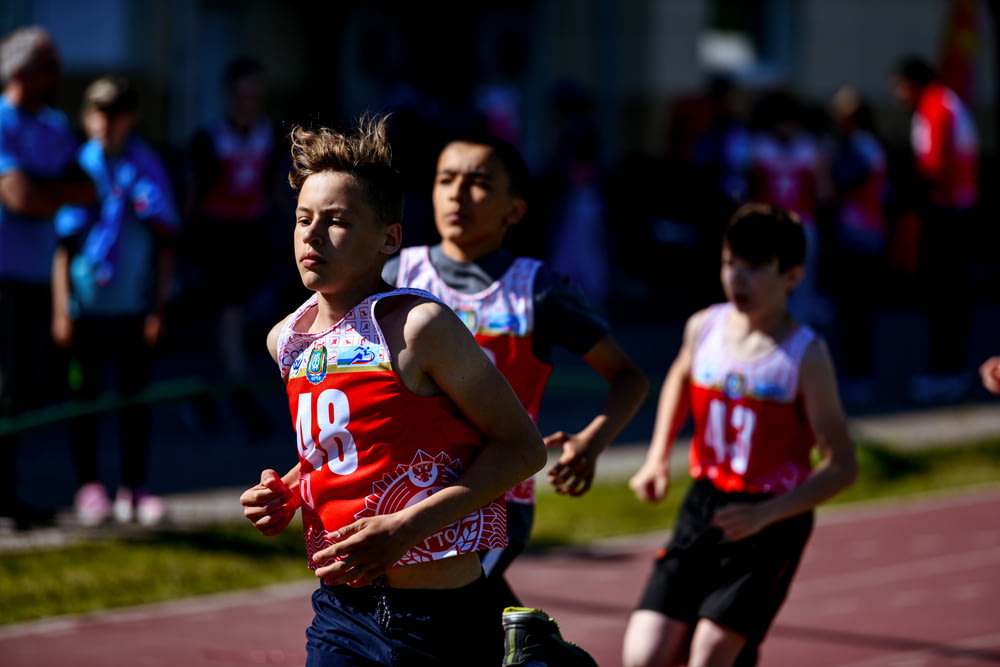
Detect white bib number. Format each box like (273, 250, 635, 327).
(296, 389, 358, 475)
(704, 399, 756, 473)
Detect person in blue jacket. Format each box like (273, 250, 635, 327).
(52, 75, 180, 526)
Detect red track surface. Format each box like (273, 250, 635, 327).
(2, 487, 998, 666)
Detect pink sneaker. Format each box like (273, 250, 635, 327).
(114, 487, 166, 526)
(75, 482, 110, 526)
(135, 491, 166, 526)
(113, 487, 135, 523)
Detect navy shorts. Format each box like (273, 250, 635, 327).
(636, 479, 814, 641)
(305, 574, 501, 666)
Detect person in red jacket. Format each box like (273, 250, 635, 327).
(891, 55, 980, 404)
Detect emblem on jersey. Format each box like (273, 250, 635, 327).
(724, 372, 746, 400)
(358, 450, 505, 564)
(456, 308, 478, 333)
(483, 313, 524, 335)
(753, 381, 788, 400)
(305, 344, 328, 384)
(336, 344, 379, 367)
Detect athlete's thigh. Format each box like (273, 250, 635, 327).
(622, 609, 691, 667)
(688, 617, 748, 667)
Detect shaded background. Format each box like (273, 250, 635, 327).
(2, 0, 1000, 508)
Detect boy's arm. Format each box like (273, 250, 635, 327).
(240, 464, 302, 536)
(713, 337, 858, 541)
(546, 335, 649, 496)
(0, 163, 96, 218)
(51, 243, 73, 348)
(240, 313, 300, 536)
(143, 239, 174, 345)
(313, 299, 546, 586)
(629, 310, 703, 503)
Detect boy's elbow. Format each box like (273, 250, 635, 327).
(527, 436, 548, 475)
(838, 449, 860, 490)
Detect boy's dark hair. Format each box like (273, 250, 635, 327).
(894, 55, 937, 87)
(445, 131, 530, 200)
(223, 56, 264, 87)
(83, 75, 138, 113)
(724, 203, 806, 273)
(287, 113, 404, 227)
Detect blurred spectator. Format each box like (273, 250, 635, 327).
(655, 73, 748, 321)
(382, 74, 489, 249)
(827, 86, 889, 404)
(666, 73, 750, 205)
(180, 56, 290, 436)
(539, 82, 610, 313)
(52, 75, 179, 526)
(473, 28, 528, 148)
(745, 88, 833, 331)
(890, 55, 980, 403)
(0, 25, 96, 530)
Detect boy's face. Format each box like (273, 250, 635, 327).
(720, 246, 803, 314)
(432, 141, 526, 260)
(83, 107, 135, 154)
(21, 39, 61, 105)
(891, 75, 919, 108)
(294, 170, 401, 295)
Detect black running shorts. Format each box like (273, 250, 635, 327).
(636, 479, 814, 641)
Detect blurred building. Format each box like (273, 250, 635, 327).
(1, 0, 994, 168)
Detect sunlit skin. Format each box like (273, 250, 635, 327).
(432, 141, 526, 263)
(294, 170, 400, 322)
(980, 356, 1000, 394)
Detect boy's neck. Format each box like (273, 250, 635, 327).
(439, 239, 502, 264)
(730, 304, 795, 339)
(311, 276, 391, 331)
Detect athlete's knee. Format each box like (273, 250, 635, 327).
(622, 610, 690, 667)
(688, 618, 748, 667)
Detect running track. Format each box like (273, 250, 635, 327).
(2, 487, 998, 666)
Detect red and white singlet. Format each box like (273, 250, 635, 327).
(912, 82, 979, 210)
(396, 247, 553, 505)
(198, 118, 275, 221)
(747, 133, 822, 226)
(276, 289, 507, 569)
(688, 303, 817, 495)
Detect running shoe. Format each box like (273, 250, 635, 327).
(75, 482, 111, 526)
(114, 487, 166, 526)
(502, 606, 598, 667)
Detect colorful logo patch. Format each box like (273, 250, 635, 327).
(724, 372, 746, 400)
(753, 381, 788, 400)
(306, 344, 328, 384)
(483, 313, 524, 335)
(456, 308, 478, 333)
(336, 344, 380, 367)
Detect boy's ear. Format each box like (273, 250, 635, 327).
(381, 223, 403, 256)
(502, 198, 528, 228)
(784, 264, 805, 291)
